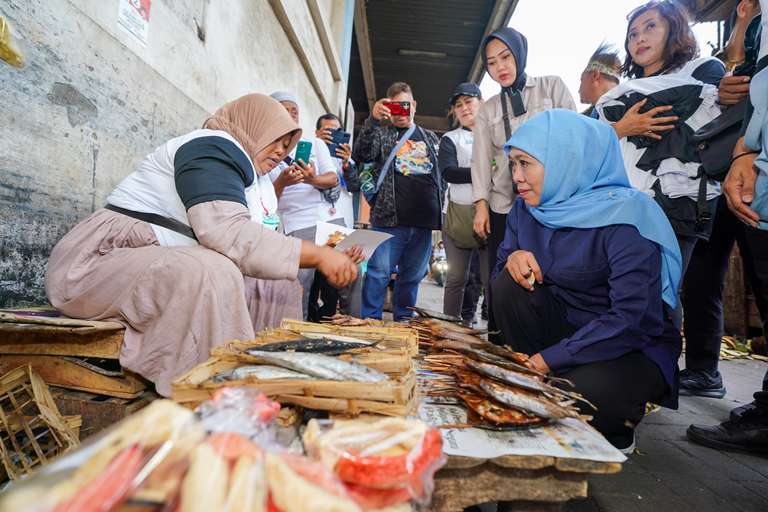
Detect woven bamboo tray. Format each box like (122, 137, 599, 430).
(171, 356, 417, 417)
(279, 319, 419, 356)
(212, 336, 413, 377)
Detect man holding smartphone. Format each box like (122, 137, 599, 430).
(307, 113, 362, 320)
(352, 82, 442, 321)
(267, 91, 343, 318)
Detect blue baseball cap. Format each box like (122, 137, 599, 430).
(449, 82, 482, 105)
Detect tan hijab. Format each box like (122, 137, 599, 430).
(203, 93, 302, 174)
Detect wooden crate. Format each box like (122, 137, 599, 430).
(0, 366, 79, 479)
(213, 337, 413, 376)
(52, 388, 157, 439)
(0, 356, 148, 399)
(0, 312, 124, 359)
(171, 356, 417, 416)
(279, 319, 419, 356)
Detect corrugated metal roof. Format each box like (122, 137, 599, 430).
(349, 0, 500, 127)
(681, 0, 739, 22)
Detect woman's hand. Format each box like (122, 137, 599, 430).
(473, 200, 491, 239)
(342, 245, 365, 264)
(505, 250, 543, 291)
(526, 353, 550, 374)
(317, 247, 359, 288)
(613, 99, 678, 140)
(273, 164, 304, 197)
(718, 75, 751, 106)
(372, 98, 392, 122)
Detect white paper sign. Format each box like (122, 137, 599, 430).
(334, 229, 393, 260)
(117, 0, 151, 47)
(313, 221, 392, 261)
(314, 221, 354, 246)
(418, 402, 626, 464)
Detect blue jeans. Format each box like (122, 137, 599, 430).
(362, 226, 432, 320)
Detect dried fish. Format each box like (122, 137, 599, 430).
(414, 318, 486, 336)
(478, 378, 579, 420)
(457, 392, 546, 426)
(464, 358, 558, 395)
(409, 307, 462, 323)
(211, 365, 313, 383)
(254, 336, 373, 355)
(245, 350, 388, 382)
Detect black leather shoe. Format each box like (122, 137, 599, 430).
(687, 416, 768, 455)
(679, 369, 726, 398)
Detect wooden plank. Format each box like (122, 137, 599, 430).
(353, 0, 376, 110)
(0, 356, 147, 399)
(432, 464, 587, 512)
(0, 327, 123, 358)
(724, 245, 748, 336)
(306, 0, 342, 81)
(0, 311, 123, 330)
(52, 388, 156, 439)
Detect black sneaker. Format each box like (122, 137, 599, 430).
(687, 413, 768, 455)
(679, 368, 727, 398)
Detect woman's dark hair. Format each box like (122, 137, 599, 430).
(315, 113, 341, 130)
(621, 0, 699, 78)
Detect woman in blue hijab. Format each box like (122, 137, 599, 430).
(492, 109, 683, 452)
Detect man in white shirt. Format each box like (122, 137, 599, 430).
(268, 91, 343, 317)
(309, 113, 362, 319)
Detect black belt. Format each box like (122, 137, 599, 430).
(104, 204, 198, 241)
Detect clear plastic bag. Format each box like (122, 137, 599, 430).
(0, 389, 442, 512)
(303, 418, 446, 509)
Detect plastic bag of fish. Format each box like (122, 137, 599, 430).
(303, 417, 446, 509)
(0, 388, 436, 512)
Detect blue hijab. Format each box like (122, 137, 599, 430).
(503, 109, 682, 308)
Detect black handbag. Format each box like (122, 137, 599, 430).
(693, 100, 748, 182)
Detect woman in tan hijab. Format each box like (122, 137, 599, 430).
(45, 94, 360, 396)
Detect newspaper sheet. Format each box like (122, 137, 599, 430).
(418, 402, 626, 463)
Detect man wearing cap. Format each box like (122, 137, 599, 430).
(578, 44, 622, 118)
(439, 82, 486, 323)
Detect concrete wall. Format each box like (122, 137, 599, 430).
(0, 0, 352, 306)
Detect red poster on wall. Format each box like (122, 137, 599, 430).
(117, 0, 152, 47)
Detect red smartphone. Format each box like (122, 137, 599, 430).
(384, 101, 411, 117)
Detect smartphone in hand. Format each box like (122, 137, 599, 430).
(325, 129, 351, 157)
(295, 140, 312, 165)
(384, 101, 411, 117)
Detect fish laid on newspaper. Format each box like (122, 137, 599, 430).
(478, 378, 579, 420)
(211, 365, 314, 383)
(254, 336, 373, 355)
(457, 392, 546, 426)
(245, 350, 388, 382)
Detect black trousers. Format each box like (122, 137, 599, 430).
(483, 209, 508, 342)
(307, 271, 339, 322)
(491, 271, 667, 441)
(683, 197, 768, 375)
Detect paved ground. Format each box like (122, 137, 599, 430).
(414, 278, 768, 512)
